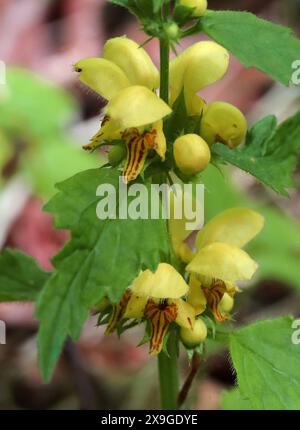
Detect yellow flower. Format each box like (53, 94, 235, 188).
(74, 36, 159, 98)
(175, 208, 264, 321)
(105, 263, 196, 355)
(170, 41, 230, 115)
(74, 37, 171, 183)
(78, 85, 170, 183)
(200, 101, 247, 148)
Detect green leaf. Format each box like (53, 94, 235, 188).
(212, 112, 300, 196)
(0, 249, 49, 301)
(201, 11, 300, 87)
(221, 388, 253, 410)
(36, 167, 171, 381)
(230, 317, 300, 410)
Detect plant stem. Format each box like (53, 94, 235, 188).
(158, 334, 179, 410)
(157, 34, 179, 410)
(159, 37, 170, 104)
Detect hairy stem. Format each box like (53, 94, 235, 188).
(157, 34, 179, 410)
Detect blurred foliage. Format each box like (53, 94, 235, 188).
(37, 168, 171, 382)
(0, 68, 99, 198)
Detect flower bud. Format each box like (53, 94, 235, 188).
(180, 319, 207, 348)
(164, 22, 180, 41)
(219, 292, 234, 313)
(106, 85, 172, 129)
(200, 102, 247, 148)
(108, 144, 127, 167)
(173, 134, 211, 176)
(179, 0, 208, 17)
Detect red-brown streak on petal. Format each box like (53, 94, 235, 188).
(143, 129, 157, 150)
(122, 128, 146, 182)
(127, 139, 142, 180)
(122, 129, 139, 170)
(187, 317, 193, 330)
(124, 137, 149, 182)
(153, 311, 163, 346)
(157, 314, 169, 348)
(121, 127, 158, 183)
(130, 139, 149, 181)
(122, 136, 139, 182)
(105, 290, 132, 335)
(144, 301, 177, 355)
(203, 280, 228, 322)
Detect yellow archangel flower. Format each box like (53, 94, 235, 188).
(74, 37, 171, 183)
(171, 207, 264, 321)
(170, 42, 247, 149)
(105, 263, 196, 355)
(169, 41, 230, 115)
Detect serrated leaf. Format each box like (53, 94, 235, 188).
(201, 11, 300, 87)
(0, 249, 49, 301)
(212, 112, 300, 196)
(36, 167, 171, 381)
(230, 317, 300, 410)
